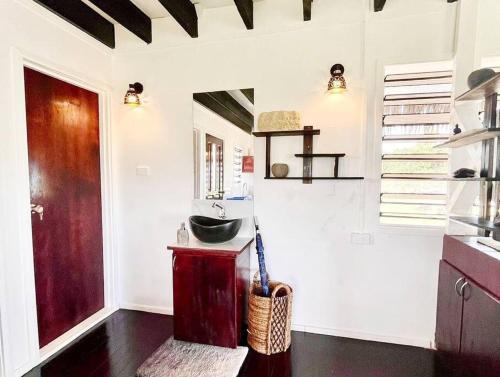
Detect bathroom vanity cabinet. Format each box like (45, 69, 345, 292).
(435, 235, 500, 376)
(168, 238, 252, 348)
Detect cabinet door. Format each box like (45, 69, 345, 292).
(435, 260, 464, 354)
(460, 280, 500, 376)
(173, 254, 236, 348)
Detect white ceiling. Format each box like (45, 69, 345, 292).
(130, 0, 236, 19)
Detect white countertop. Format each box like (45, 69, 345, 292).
(167, 237, 254, 253)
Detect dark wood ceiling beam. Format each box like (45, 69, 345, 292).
(194, 91, 254, 135)
(241, 89, 254, 104)
(32, 0, 115, 48)
(158, 0, 198, 38)
(303, 0, 312, 21)
(374, 0, 387, 12)
(234, 0, 253, 30)
(88, 0, 151, 44)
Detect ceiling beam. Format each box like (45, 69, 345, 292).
(374, 0, 387, 12)
(32, 0, 115, 48)
(158, 0, 198, 38)
(241, 89, 254, 104)
(447, 0, 458, 2)
(194, 91, 254, 135)
(234, 0, 253, 30)
(88, 0, 152, 44)
(303, 0, 312, 21)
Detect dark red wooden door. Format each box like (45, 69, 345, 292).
(435, 260, 464, 354)
(24, 67, 104, 348)
(460, 280, 500, 376)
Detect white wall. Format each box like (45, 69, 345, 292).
(112, 0, 457, 348)
(0, 1, 113, 376)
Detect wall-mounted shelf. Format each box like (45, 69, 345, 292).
(252, 129, 320, 137)
(253, 126, 364, 183)
(294, 153, 346, 158)
(266, 177, 364, 180)
(455, 73, 500, 102)
(436, 128, 500, 148)
(382, 174, 500, 182)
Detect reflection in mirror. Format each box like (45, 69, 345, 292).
(193, 89, 254, 200)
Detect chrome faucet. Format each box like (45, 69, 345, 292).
(212, 202, 226, 219)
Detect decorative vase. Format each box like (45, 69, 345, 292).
(271, 163, 289, 178)
(467, 68, 496, 89)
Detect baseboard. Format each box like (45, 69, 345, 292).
(291, 323, 434, 349)
(120, 302, 173, 316)
(118, 303, 433, 349)
(39, 307, 118, 363)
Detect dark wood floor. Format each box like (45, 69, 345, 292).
(23, 310, 456, 377)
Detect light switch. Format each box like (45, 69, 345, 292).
(351, 232, 372, 245)
(136, 165, 151, 176)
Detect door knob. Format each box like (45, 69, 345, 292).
(31, 204, 44, 221)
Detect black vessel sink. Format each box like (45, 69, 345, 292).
(189, 216, 243, 244)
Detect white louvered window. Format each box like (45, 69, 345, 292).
(233, 147, 243, 185)
(380, 69, 453, 227)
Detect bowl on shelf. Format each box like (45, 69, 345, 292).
(272, 163, 289, 178)
(467, 68, 496, 89)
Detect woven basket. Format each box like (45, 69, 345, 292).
(247, 273, 293, 355)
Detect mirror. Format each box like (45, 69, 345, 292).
(193, 89, 255, 200)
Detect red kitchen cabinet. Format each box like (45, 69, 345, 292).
(435, 236, 500, 376)
(460, 279, 500, 375)
(435, 260, 464, 355)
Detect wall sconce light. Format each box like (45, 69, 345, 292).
(124, 82, 144, 105)
(327, 64, 347, 94)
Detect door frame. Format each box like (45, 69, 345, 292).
(0, 48, 118, 376)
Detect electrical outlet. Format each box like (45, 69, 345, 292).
(351, 232, 372, 245)
(136, 165, 151, 176)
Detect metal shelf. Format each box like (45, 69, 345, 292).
(455, 73, 500, 101)
(450, 216, 500, 232)
(436, 128, 500, 148)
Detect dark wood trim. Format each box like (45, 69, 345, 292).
(194, 91, 254, 135)
(303, 0, 313, 21)
(32, 0, 115, 48)
(241, 88, 254, 104)
(374, 0, 387, 12)
(303, 126, 313, 184)
(265, 136, 271, 179)
(234, 0, 253, 30)
(88, 0, 152, 44)
(158, 0, 198, 38)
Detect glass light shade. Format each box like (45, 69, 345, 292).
(124, 87, 141, 105)
(327, 64, 347, 94)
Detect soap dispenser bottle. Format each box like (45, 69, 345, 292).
(177, 222, 189, 245)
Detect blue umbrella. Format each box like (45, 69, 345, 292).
(254, 217, 270, 297)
